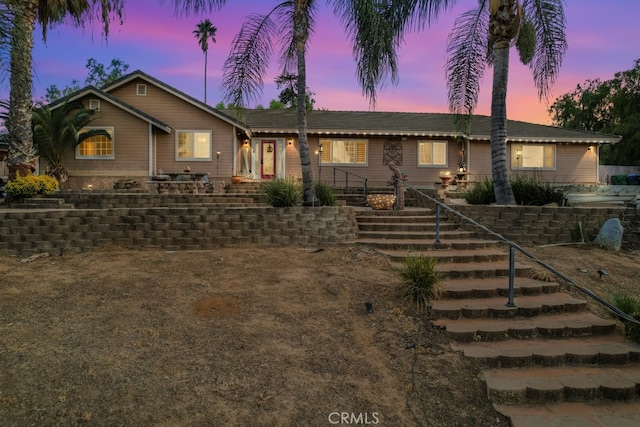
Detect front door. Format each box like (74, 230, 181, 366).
(261, 140, 276, 179)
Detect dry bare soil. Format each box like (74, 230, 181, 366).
(1, 243, 639, 426)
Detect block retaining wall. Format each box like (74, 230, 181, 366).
(0, 206, 359, 257)
(443, 205, 640, 247)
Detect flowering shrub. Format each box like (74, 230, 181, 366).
(5, 172, 59, 200)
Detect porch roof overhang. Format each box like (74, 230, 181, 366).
(235, 109, 622, 145)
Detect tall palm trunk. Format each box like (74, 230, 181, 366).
(294, 1, 315, 205)
(490, 45, 516, 205)
(488, 0, 518, 205)
(203, 50, 208, 104)
(7, 0, 38, 179)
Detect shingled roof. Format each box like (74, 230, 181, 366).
(231, 109, 620, 144)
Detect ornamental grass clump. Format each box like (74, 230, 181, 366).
(260, 176, 303, 207)
(314, 180, 336, 206)
(396, 254, 444, 312)
(5, 172, 59, 200)
(607, 292, 640, 343)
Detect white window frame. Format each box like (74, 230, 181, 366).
(417, 140, 448, 167)
(76, 127, 114, 160)
(318, 138, 368, 166)
(175, 130, 212, 161)
(89, 99, 100, 111)
(136, 84, 147, 96)
(511, 144, 556, 170)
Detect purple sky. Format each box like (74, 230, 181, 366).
(6, 0, 640, 125)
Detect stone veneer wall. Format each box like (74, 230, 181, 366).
(442, 205, 640, 247)
(0, 206, 358, 257)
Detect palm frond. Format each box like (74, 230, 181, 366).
(165, 0, 229, 16)
(332, 0, 405, 106)
(445, 4, 489, 120)
(523, 0, 567, 101)
(276, 0, 317, 74)
(221, 11, 281, 109)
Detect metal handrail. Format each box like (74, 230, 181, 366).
(401, 180, 640, 327)
(332, 167, 368, 199)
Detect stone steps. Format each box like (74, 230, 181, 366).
(483, 364, 640, 405)
(451, 335, 640, 369)
(435, 312, 617, 342)
(355, 206, 640, 421)
(431, 293, 587, 320)
(443, 277, 560, 299)
(495, 401, 640, 426)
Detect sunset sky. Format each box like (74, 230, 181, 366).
(7, 0, 640, 125)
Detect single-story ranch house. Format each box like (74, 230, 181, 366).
(43, 70, 620, 190)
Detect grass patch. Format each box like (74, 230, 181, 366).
(395, 254, 444, 312)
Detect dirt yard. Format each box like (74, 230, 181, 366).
(0, 242, 638, 426)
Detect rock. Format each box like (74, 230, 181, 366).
(594, 217, 624, 251)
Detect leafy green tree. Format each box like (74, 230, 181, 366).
(193, 18, 217, 104)
(84, 57, 129, 88)
(549, 59, 640, 166)
(274, 72, 315, 110)
(32, 100, 110, 183)
(5, 0, 124, 178)
(337, 0, 567, 205)
(44, 58, 129, 103)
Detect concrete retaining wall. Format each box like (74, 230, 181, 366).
(0, 206, 358, 257)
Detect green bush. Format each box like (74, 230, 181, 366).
(395, 254, 444, 312)
(464, 174, 566, 206)
(607, 292, 640, 343)
(5, 173, 59, 200)
(260, 177, 303, 207)
(510, 174, 566, 206)
(314, 180, 336, 206)
(464, 178, 495, 204)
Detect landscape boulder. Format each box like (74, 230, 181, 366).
(594, 217, 624, 251)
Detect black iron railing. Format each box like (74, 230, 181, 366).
(401, 180, 640, 327)
(331, 168, 369, 199)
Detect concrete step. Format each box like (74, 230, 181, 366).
(443, 277, 560, 299)
(436, 260, 533, 280)
(483, 364, 640, 405)
(494, 400, 640, 426)
(357, 224, 459, 234)
(434, 312, 617, 342)
(431, 292, 587, 320)
(452, 335, 640, 368)
(358, 234, 497, 250)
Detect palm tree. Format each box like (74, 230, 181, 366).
(32, 100, 110, 184)
(336, 0, 566, 205)
(4, 0, 124, 179)
(193, 18, 217, 104)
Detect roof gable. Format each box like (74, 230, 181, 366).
(102, 70, 248, 132)
(47, 86, 172, 133)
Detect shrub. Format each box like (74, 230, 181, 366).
(510, 174, 566, 206)
(464, 178, 495, 205)
(464, 174, 566, 205)
(5, 172, 59, 200)
(607, 292, 640, 343)
(314, 180, 336, 206)
(260, 177, 303, 207)
(395, 254, 444, 312)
